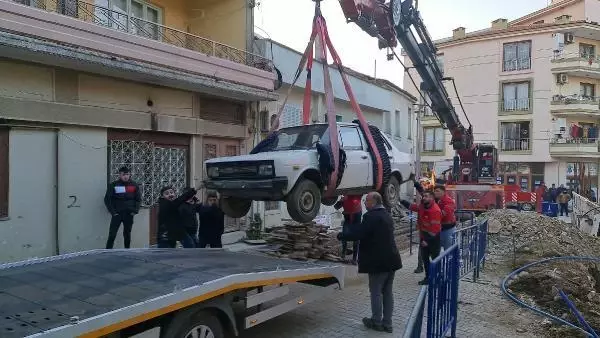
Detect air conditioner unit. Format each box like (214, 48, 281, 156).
(556, 73, 568, 84)
(564, 32, 574, 44)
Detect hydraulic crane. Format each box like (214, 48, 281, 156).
(339, 0, 498, 186)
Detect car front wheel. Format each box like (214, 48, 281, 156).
(220, 196, 252, 218)
(286, 179, 321, 223)
(381, 175, 400, 209)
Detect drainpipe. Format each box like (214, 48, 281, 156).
(54, 129, 60, 255)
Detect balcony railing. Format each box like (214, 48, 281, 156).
(422, 141, 444, 153)
(553, 51, 600, 62)
(502, 57, 531, 72)
(500, 98, 531, 112)
(500, 138, 530, 151)
(551, 94, 600, 107)
(550, 136, 599, 145)
(11, 0, 273, 72)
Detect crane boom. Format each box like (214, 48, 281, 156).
(339, 0, 498, 184)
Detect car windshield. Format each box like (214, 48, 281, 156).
(262, 125, 329, 152)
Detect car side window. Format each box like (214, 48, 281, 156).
(339, 127, 363, 150)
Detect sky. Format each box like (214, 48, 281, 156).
(254, 0, 551, 89)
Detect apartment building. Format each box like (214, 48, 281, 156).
(253, 37, 417, 227)
(404, 0, 600, 197)
(0, 0, 277, 262)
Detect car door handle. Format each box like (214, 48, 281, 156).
(361, 155, 368, 159)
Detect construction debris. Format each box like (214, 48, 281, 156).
(481, 210, 600, 335)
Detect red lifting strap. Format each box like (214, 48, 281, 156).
(270, 2, 384, 195)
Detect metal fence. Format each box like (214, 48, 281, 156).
(403, 217, 489, 338)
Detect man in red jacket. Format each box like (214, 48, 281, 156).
(433, 186, 457, 251)
(400, 190, 442, 285)
(335, 194, 363, 264)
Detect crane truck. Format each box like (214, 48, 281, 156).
(340, 0, 504, 212)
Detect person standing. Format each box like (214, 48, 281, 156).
(433, 186, 456, 251)
(198, 191, 225, 248)
(337, 192, 402, 333)
(558, 190, 571, 217)
(178, 188, 203, 247)
(156, 186, 197, 248)
(104, 167, 141, 249)
(334, 194, 363, 264)
(401, 190, 442, 285)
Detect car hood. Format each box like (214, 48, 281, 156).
(205, 150, 315, 165)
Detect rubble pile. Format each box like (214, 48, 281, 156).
(481, 210, 600, 335)
(265, 221, 343, 262)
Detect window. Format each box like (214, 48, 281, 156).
(423, 127, 444, 152)
(259, 110, 269, 132)
(279, 104, 302, 128)
(580, 83, 595, 99)
(265, 201, 280, 211)
(0, 127, 8, 218)
(395, 110, 402, 138)
(580, 43, 595, 59)
(500, 121, 531, 151)
(436, 54, 444, 75)
(384, 111, 392, 134)
(324, 114, 343, 122)
(502, 41, 531, 72)
(94, 0, 162, 40)
(339, 127, 363, 150)
(407, 108, 412, 139)
(502, 81, 530, 111)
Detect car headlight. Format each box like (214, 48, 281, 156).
(207, 166, 219, 178)
(258, 164, 274, 176)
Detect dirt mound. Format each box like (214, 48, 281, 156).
(481, 210, 600, 335)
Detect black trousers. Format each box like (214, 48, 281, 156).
(421, 234, 441, 277)
(198, 235, 222, 248)
(106, 213, 134, 249)
(560, 203, 569, 216)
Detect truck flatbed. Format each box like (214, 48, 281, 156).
(0, 249, 344, 338)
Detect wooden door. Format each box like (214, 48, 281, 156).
(202, 138, 243, 233)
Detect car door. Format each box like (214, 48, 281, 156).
(338, 126, 370, 189)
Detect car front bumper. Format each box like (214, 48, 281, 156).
(204, 177, 288, 200)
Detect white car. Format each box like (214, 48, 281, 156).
(204, 122, 414, 223)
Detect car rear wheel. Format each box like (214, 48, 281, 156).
(220, 196, 251, 218)
(381, 175, 400, 209)
(286, 179, 321, 223)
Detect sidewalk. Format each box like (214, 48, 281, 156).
(235, 248, 542, 338)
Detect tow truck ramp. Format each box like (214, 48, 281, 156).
(0, 249, 345, 337)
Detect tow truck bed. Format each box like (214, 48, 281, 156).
(0, 249, 344, 337)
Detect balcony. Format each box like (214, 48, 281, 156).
(500, 138, 530, 152)
(549, 137, 600, 158)
(551, 52, 600, 79)
(0, 0, 276, 100)
(551, 94, 600, 117)
(499, 98, 531, 114)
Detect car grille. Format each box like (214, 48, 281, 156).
(217, 165, 258, 178)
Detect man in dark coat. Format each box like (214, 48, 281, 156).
(337, 192, 402, 333)
(197, 190, 225, 248)
(104, 167, 142, 249)
(156, 186, 197, 248)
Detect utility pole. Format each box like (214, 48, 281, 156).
(414, 104, 423, 180)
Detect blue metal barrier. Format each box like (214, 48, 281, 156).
(426, 243, 460, 338)
(453, 218, 488, 281)
(402, 286, 428, 338)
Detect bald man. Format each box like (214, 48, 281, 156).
(337, 192, 402, 333)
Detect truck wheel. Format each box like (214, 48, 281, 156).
(161, 310, 224, 338)
(381, 175, 400, 208)
(286, 179, 321, 223)
(321, 196, 338, 206)
(220, 197, 251, 218)
(521, 202, 534, 212)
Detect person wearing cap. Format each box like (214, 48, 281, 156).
(157, 186, 197, 248)
(103, 167, 142, 249)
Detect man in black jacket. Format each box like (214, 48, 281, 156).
(337, 192, 402, 333)
(157, 186, 197, 248)
(104, 167, 142, 249)
(198, 191, 225, 248)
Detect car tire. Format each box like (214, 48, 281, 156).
(321, 196, 338, 206)
(160, 309, 224, 338)
(286, 179, 321, 223)
(220, 196, 251, 218)
(381, 175, 400, 209)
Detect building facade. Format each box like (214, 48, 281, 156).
(0, 0, 277, 262)
(253, 38, 417, 228)
(404, 0, 599, 198)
